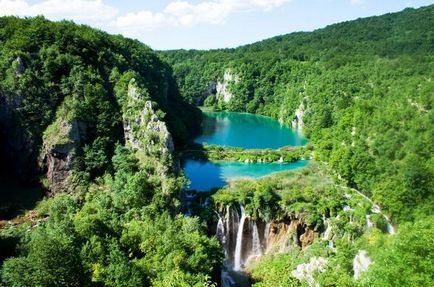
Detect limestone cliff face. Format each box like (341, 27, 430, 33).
(216, 206, 320, 271)
(123, 79, 174, 155)
(292, 102, 305, 131)
(41, 117, 86, 194)
(265, 216, 318, 253)
(216, 69, 239, 103)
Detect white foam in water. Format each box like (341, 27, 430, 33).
(353, 250, 372, 280)
(234, 206, 247, 271)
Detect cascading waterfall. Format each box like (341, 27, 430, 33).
(372, 204, 395, 234)
(251, 221, 262, 257)
(234, 206, 247, 271)
(353, 250, 372, 279)
(216, 214, 226, 248)
(263, 223, 271, 250)
(365, 215, 373, 229)
(322, 218, 335, 251)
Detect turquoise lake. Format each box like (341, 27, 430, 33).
(183, 112, 309, 191)
(184, 160, 309, 191)
(194, 112, 308, 149)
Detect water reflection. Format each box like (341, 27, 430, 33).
(195, 112, 307, 149)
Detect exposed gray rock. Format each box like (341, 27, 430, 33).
(292, 257, 328, 287)
(123, 79, 174, 154)
(146, 113, 174, 153)
(14, 57, 25, 76)
(42, 119, 86, 194)
(216, 69, 239, 103)
(292, 102, 305, 131)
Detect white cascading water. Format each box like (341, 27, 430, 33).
(328, 239, 334, 249)
(225, 206, 230, 238)
(385, 215, 396, 234)
(353, 250, 372, 279)
(251, 221, 262, 257)
(323, 218, 335, 251)
(365, 215, 373, 229)
(263, 223, 271, 252)
(371, 204, 395, 234)
(323, 221, 332, 240)
(292, 257, 328, 287)
(216, 214, 226, 246)
(234, 206, 247, 271)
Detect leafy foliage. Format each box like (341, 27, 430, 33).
(162, 5, 434, 222)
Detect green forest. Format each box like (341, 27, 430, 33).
(162, 6, 434, 223)
(1, 4, 433, 287)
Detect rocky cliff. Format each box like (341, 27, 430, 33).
(216, 206, 320, 272)
(123, 79, 175, 155)
(291, 102, 305, 131)
(41, 115, 86, 194)
(216, 69, 239, 104)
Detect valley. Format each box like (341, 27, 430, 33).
(0, 4, 433, 287)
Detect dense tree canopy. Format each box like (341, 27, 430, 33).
(162, 5, 434, 223)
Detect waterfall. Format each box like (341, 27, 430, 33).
(263, 223, 271, 252)
(216, 214, 226, 246)
(372, 204, 395, 234)
(251, 221, 262, 257)
(353, 250, 372, 279)
(365, 215, 373, 229)
(386, 221, 395, 234)
(225, 206, 230, 238)
(323, 222, 332, 240)
(234, 206, 247, 271)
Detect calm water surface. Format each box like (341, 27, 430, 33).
(184, 112, 309, 191)
(194, 112, 307, 149)
(184, 160, 309, 191)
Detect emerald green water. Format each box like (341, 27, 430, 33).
(184, 160, 309, 191)
(184, 112, 309, 191)
(195, 112, 307, 149)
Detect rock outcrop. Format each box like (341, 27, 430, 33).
(123, 79, 174, 155)
(216, 69, 239, 103)
(292, 257, 328, 287)
(41, 118, 86, 194)
(292, 102, 305, 131)
(266, 216, 318, 253)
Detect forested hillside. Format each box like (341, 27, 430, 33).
(0, 4, 433, 287)
(161, 6, 434, 286)
(162, 5, 434, 223)
(0, 17, 220, 286)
